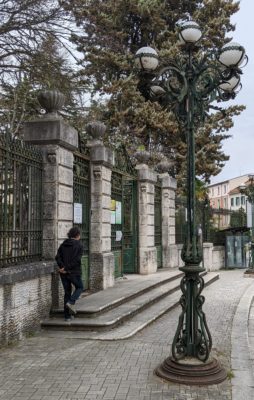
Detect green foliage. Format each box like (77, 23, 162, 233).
(195, 178, 209, 201)
(0, 76, 38, 135)
(0, 1, 87, 136)
(0, 34, 87, 135)
(27, 34, 74, 92)
(0, 0, 245, 184)
(230, 207, 247, 228)
(62, 0, 244, 186)
(227, 369, 235, 380)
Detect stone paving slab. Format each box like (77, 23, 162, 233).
(231, 275, 254, 400)
(0, 269, 253, 400)
(231, 282, 254, 400)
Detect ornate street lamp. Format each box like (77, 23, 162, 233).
(135, 20, 247, 385)
(239, 175, 254, 273)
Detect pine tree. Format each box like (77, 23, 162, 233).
(61, 0, 245, 183)
(0, 1, 88, 135)
(0, 34, 84, 135)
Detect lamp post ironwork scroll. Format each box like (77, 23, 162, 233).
(239, 175, 254, 273)
(134, 20, 246, 385)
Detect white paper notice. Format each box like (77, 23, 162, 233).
(74, 203, 82, 224)
(116, 231, 122, 242)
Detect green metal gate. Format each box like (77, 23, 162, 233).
(155, 182, 162, 268)
(111, 146, 138, 277)
(111, 171, 123, 278)
(123, 179, 138, 273)
(225, 232, 249, 269)
(73, 152, 90, 289)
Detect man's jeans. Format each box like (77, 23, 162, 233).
(60, 274, 84, 319)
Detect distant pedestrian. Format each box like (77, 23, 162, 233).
(55, 227, 84, 321)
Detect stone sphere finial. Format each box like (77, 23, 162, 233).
(86, 121, 106, 144)
(37, 89, 65, 117)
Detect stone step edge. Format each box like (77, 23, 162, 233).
(42, 273, 219, 341)
(51, 270, 185, 316)
(43, 279, 182, 330)
(44, 271, 207, 329)
(42, 273, 218, 332)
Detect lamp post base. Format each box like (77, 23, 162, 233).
(155, 356, 227, 385)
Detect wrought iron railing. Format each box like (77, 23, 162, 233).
(111, 171, 123, 252)
(154, 183, 162, 246)
(0, 132, 43, 267)
(73, 152, 90, 256)
(155, 182, 162, 268)
(175, 197, 244, 246)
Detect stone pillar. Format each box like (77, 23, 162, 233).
(89, 144, 115, 291)
(137, 164, 157, 274)
(24, 105, 78, 309)
(158, 173, 177, 268)
(203, 242, 213, 271)
(23, 116, 78, 260)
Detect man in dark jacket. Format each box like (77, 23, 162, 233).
(55, 227, 84, 321)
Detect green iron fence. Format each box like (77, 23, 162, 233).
(73, 151, 90, 289)
(175, 197, 187, 245)
(155, 182, 162, 268)
(0, 132, 43, 267)
(176, 197, 247, 246)
(176, 197, 213, 244)
(111, 145, 138, 276)
(111, 170, 123, 278)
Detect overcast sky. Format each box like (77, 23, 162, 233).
(210, 0, 253, 184)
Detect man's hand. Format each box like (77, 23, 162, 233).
(58, 267, 67, 274)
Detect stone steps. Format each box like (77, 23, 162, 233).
(41, 270, 219, 337)
(51, 268, 184, 317)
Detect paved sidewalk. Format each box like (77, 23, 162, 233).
(0, 270, 253, 400)
(231, 280, 254, 400)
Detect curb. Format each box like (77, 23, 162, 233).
(231, 278, 254, 400)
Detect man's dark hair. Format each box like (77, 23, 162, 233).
(67, 227, 81, 239)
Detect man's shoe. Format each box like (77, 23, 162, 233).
(64, 315, 74, 322)
(66, 302, 77, 315)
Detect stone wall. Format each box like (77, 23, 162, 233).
(168, 243, 225, 271)
(24, 118, 78, 260)
(161, 244, 185, 269)
(212, 246, 225, 270)
(0, 262, 54, 346)
(136, 165, 157, 274)
(202, 243, 225, 271)
(89, 145, 115, 290)
(160, 175, 177, 268)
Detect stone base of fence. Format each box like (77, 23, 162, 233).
(162, 244, 184, 268)
(164, 243, 225, 271)
(89, 252, 115, 291)
(203, 243, 225, 271)
(139, 247, 157, 275)
(0, 262, 54, 346)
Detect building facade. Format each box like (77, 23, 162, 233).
(208, 174, 252, 210)
(208, 174, 253, 229)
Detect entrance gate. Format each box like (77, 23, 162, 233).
(111, 147, 138, 277)
(111, 171, 123, 278)
(155, 182, 162, 268)
(73, 151, 90, 289)
(122, 179, 137, 273)
(225, 231, 249, 269)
